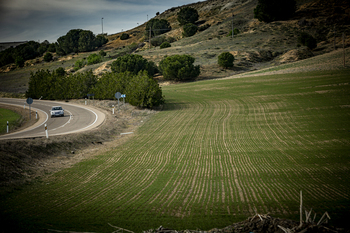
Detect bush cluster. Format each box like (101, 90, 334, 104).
(198, 24, 211, 32)
(218, 52, 234, 69)
(177, 7, 199, 26)
(298, 32, 317, 50)
(111, 54, 158, 76)
(87, 53, 102, 65)
(254, 0, 296, 23)
(26, 67, 164, 108)
(159, 55, 200, 81)
(43, 52, 53, 62)
(0, 29, 108, 68)
(120, 33, 130, 40)
(183, 24, 198, 37)
(228, 28, 240, 37)
(56, 29, 108, 55)
(160, 42, 171, 49)
(150, 36, 175, 47)
(145, 19, 171, 39)
(26, 69, 97, 100)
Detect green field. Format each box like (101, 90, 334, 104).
(1, 69, 350, 232)
(0, 108, 21, 134)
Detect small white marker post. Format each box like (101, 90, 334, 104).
(7, 121, 9, 133)
(85, 98, 87, 105)
(36, 111, 38, 119)
(112, 105, 115, 115)
(45, 124, 49, 139)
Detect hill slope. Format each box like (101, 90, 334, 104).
(0, 0, 349, 93)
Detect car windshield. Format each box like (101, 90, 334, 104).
(52, 107, 62, 110)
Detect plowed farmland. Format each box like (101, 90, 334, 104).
(1, 69, 350, 232)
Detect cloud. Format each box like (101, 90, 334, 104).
(0, 0, 201, 42)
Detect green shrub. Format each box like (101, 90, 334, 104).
(87, 53, 102, 65)
(55, 67, 66, 76)
(145, 19, 171, 38)
(74, 59, 86, 71)
(126, 71, 164, 108)
(254, 0, 296, 22)
(218, 52, 234, 69)
(111, 54, 158, 76)
(43, 52, 53, 62)
(298, 32, 317, 50)
(177, 7, 199, 25)
(120, 33, 130, 40)
(15, 56, 25, 68)
(92, 72, 129, 100)
(183, 23, 198, 37)
(198, 24, 211, 32)
(160, 42, 171, 49)
(159, 54, 200, 81)
(99, 50, 107, 57)
(228, 28, 240, 37)
(151, 36, 167, 47)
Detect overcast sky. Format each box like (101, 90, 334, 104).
(0, 0, 201, 43)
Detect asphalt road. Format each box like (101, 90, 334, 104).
(0, 98, 105, 140)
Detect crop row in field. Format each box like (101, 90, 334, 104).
(1, 69, 349, 232)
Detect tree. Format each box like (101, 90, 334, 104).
(254, 0, 296, 23)
(159, 54, 200, 81)
(177, 7, 199, 25)
(92, 72, 129, 99)
(111, 54, 158, 76)
(95, 35, 108, 47)
(78, 30, 96, 52)
(218, 52, 234, 69)
(298, 32, 317, 50)
(126, 71, 164, 108)
(15, 56, 25, 68)
(145, 19, 171, 38)
(182, 23, 198, 37)
(87, 53, 102, 65)
(99, 50, 107, 57)
(120, 33, 130, 40)
(56, 29, 98, 55)
(43, 52, 53, 62)
(160, 42, 171, 49)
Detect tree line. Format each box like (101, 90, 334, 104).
(0, 29, 108, 68)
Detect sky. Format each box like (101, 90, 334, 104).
(0, 0, 201, 43)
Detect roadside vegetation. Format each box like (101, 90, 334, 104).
(0, 108, 21, 134)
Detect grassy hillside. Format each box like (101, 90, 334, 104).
(1, 64, 349, 232)
(1, 0, 349, 94)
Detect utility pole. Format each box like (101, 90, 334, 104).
(149, 27, 152, 49)
(232, 14, 234, 38)
(334, 25, 336, 51)
(101, 17, 104, 35)
(343, 32, 346, 67)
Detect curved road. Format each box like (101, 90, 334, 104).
(0, 98, 105, 140)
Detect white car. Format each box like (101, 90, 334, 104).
(50, 106, 64, 118)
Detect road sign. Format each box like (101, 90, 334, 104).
(26, 97, 33, 105)
(115, 92, 122, 99)
(26, 97, 33, 120)
(121, 94, 126, 98)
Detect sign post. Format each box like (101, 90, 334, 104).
(115, 92, 122, 110)
(45, 124, 48, 139)
(26, 97, 33, 120)
(121, 94, 126, 106)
